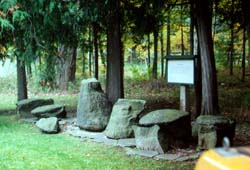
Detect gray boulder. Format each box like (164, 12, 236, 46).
(196, 115, 236, 149)
(139, 109, 189, 126)
(77, 78, 112, 131)
(104, 99, 146, 139)
(135, 109, 191, 152)
(133, 125, 168, 154)
(36, 117, 59, 133)
(16, 98, 54, 118)
(31, 104, 66, 118)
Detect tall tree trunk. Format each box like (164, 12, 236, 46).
(17, 57, 28, 101)
(247, 25, 250, 65)
(160, 28, 164, 77)
(152, 29, 158, 79)
(106, 0, 124, 104)
(131, 45, 137, 63)
(57, 45, 77, 91)
(100, 37, 106, 67)
(180, 4, 185, 56)
(147, 33, 151, 68)
(82, 47, 86, 74)
(26, 64, 32, 78)
(166, 14, 171, 56)
(93, 22, 99, 79)
(88, 26, 92, 76)
(190, 3, 194, 55)
(229, 0, 234, 75)
(195, 0, 220, 115)
(242, 26, 246, 82)
(191, 1, 201, 118)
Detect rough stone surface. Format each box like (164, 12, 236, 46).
(19, 117, 38, 124)
(77, 78, 112, 132)
(104, 99, 146, 139)
(66, 125, 106, 139)
(196, 115, 236, 150)
(139, 109, 189, 126)
(36, 117, 59, 133)
(16, 98, 54, 118)
(133, 125, 167, 153)
(155, 153, 182, 161)
(118, 138, 136, 147)
(125, 148, 159, 158)
(175, 152, 201, 161)
(136, 109, 191, 151)
(31, 104, 66, 118)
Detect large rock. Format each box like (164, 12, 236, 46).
(196, 115, 236, 150)
(16, 98, 54, 118)
(139, 109, 189, 126)
(104, 99, 146, 139)
(133, 125, 169, 154)
(36, 117, 59, 133)
(135, 109, 191, 152)
(31, 104, 66, 118)
(76, 78, 112, 132)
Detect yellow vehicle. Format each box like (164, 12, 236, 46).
(195, 138, 250, 170)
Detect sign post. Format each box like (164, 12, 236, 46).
(166, 55, 195, 112)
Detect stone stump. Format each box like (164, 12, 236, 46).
(196, 115, 236, 150)
(134, 109, 191, 153)
(104, 99, 146, 139)
(77, 78, 112, 132)
(16, 98, 54, 118)
(31, 104, 66, 118)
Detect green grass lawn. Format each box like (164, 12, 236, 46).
(0, 115, 194, 170)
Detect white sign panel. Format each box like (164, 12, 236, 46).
(167, 59, 194, 84)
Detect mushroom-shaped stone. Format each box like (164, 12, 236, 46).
(16, 98, 54, 118)
(139, 109, 189, 126)
(133, 125, 169, 154)
(31, 104, 66, 118)
(104, 99, 146, 139)
(135, 109, 191, 152)
(77, 78, 112, 132)
(36, 117, 59, 133)
(196, 115, 236, 149)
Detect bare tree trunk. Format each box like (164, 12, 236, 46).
(147, 33, 151, 68)
(191, 1, 201, 118)
(160, 28, 164, 77)
(88, 26, 92, 76)
(180, 4, 185, 55)
(17, 56, 28, 101)
(82, 47, 86, 74)
(195, 0, 220, 115)
(26, 64, 32, 78)
(152, 29, 158, 79)
(93, 22, 99, 79)
(99, 37, 106, 67)
(190, 3, 194, 55)
(57, 45, 77, 91)
(106, 0, 124, 104)
(166, 14, 171, 56)
(242, 26, 246, 82)
(229, 0, 234, 75)
(247, 25, 250, 65)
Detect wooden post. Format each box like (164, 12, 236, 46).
(180, 85, 190, 112)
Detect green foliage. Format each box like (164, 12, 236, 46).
(12, 10, 28, 23)
(0, 17, 13, 32)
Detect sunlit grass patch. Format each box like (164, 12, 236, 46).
(0, 115, 194, 170)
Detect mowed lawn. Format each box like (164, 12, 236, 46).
(0, 115, 194, 170)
